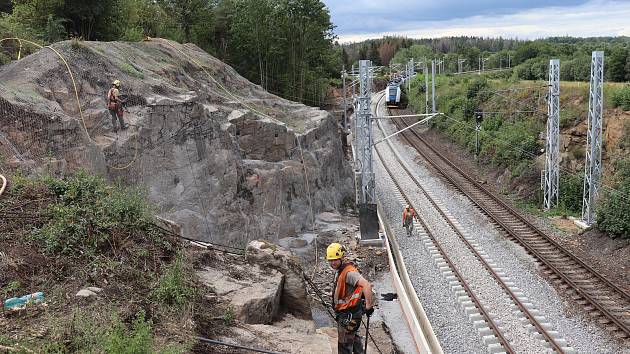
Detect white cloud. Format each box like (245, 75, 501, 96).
(337, 0, 630, 42)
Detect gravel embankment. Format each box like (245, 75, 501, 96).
(373, 93, 627, 353)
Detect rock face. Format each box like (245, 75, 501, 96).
(246, 240, 312, 319)
(0, 39, 353, 247)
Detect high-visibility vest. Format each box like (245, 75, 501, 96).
(333, 263, 363, 311)
(107, 88, 120, 110)
(403, 207, 415, 222)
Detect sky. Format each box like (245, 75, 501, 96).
(322, 0, 630, 43)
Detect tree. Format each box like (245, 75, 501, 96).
(378, 41, 395, 66)
(157, 0, 209, 43)
(607, 46, 628, 82)
(368, 42, 380, 65)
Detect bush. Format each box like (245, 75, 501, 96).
(30, 171, 160, 257)
(480, 121, 538, 167)
(559, 173, 584, 213)
(152, 254, 196, 306)
(610, 85, 630, 111)
(597, 158, 630, 238)
(104, 311, 153, 354)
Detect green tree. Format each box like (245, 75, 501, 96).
(607, 46, 628, 82)
(157, 0, 210, 43)
(368, 42, 381, 65)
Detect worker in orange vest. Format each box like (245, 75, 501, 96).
(107, 79, 128, 132)
(402, 204, 415, 236)
(327, 242, 374, 354)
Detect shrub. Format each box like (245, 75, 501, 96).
(559, 173, 584, 213)
(152, 254, 196, 306)
(30, 171, 159, 257)
(104, 311, 153, 354)
(610, 85, 630, 111)
(597, 158, 630, 238)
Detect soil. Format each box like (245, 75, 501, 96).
(0, 179, 235, 352)
(418, 126, 630, 293)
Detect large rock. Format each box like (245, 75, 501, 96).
(0, 39, 353, 248)
(196, 264, 284, 324)
(222, 314, 334, 354)
(246, 240, 312, 319)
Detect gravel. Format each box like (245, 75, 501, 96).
(372, 94, 628, 353)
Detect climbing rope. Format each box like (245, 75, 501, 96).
(0, 38, 90, 140)
(0, 174, 7, 198)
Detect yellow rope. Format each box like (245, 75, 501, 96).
(0, 38, 90, 140)
(0, 174, 6, 198)
(108, 130, 139, 170)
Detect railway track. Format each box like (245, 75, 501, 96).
(374, 94, 575, 353)
(388, 107, 630, 340)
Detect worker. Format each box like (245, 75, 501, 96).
(402, 204, 415, 236)
(106, 79, 128, 132)
(327, 242, 374, 354)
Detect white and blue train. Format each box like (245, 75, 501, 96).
(385, 84, 402, 108)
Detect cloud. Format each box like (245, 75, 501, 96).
(326, 0, 630, 42)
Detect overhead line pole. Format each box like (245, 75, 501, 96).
(582, 51, 605, 225)
(544, 59, 560, 210)
(431, 60, 436, 113)
(424, 63, 429, 114)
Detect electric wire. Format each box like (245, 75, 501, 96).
(437, 112, 630, 204)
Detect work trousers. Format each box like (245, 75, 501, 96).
(336, 308, 364, 354)
(403, 217, 414, 235)
(109, 109, 125, 130)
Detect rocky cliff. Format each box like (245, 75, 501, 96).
(0, 39, 353, 247)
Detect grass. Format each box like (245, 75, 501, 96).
(0, 171, 200, 352)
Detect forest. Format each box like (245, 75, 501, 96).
(0, 0, 342, 105)
(342, 36, 630, 82)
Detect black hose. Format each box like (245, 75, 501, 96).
(149, 222, 245, 255)
(194, 336, 284, 354)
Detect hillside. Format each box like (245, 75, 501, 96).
(0, 38, 353, 249)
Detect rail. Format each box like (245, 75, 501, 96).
(392, 112, 630, 338)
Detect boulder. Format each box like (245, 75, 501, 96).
(196, 264, 284, 324)
(224, 321, 334, 354)
(230, 266, 284, 324)
(246, 240, 312, 319)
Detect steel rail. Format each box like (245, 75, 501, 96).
(373, 93, 516, 353)
(382, 106, 567, 352)
(393, 114, 630, 338)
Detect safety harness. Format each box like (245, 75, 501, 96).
(333, 262, 364, 312)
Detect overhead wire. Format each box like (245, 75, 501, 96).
(437, 112, 630, 204)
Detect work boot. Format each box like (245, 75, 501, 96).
(121, 123, 129, 130)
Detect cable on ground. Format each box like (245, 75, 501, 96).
(194, 336, 283, 354)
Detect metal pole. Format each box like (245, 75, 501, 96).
(342, 67, 347, 130)
(582, 51, 605, 225)
(544, 59, 560, 210)
(431, 60, 436, 113)
(357, 60, 375, 204)
(423, 64, 429, 114)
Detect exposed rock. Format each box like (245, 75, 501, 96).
(86, 287, 103, 293)
(230, 267, 284, 324)
(0, 39, 353, 248)
(226, 321, 333, 354)
(197, 264, 284, 324)
(76, 289, 97, 298)
(246, 240, 312, 319)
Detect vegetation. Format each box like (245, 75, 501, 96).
(344, 36, 630, 82)
(611, 85, 630, 111)
(597, 158, 630, 239)
(0, 0, 340, 106)
(0, 172, 200, 352)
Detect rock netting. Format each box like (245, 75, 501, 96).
(0, 39, 353, 246)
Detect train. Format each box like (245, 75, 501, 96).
(385, 78, 407, 108)
(385, 84, 401, 108)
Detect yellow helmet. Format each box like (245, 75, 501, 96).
(326, 243, 345, 260)
(112, 79, 121, 87)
